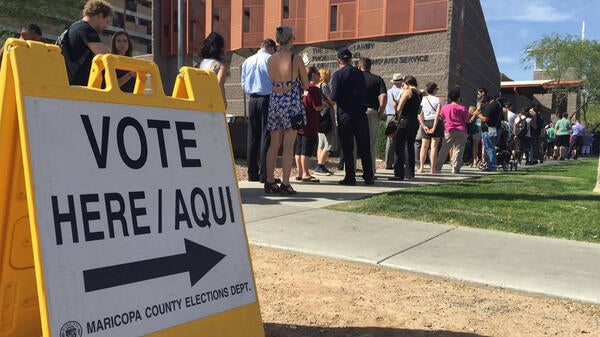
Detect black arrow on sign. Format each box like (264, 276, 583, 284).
(83, 239, 226, 292)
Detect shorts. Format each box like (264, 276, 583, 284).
(318, 132, 335, 151)
(556, 135, 570, 147)
(294, 134, 318, 156)
(421, 119, 444, 139)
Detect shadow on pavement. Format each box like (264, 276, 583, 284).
(391, 189, 600, 202)
(264, 323, 490, 337)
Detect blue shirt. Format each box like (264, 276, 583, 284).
(330, 64, 366, 119)
(385, 85, 403, 115)
(572, 122, 585, 136)
(241, 49, 272, 96)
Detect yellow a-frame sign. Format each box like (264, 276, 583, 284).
(0, 39, 264, 337)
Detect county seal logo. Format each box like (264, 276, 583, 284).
(60, 321, 82, 337)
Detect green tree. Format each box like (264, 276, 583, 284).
(522, 33, 600, 130)
(0, 0, 82, 22)
(0, 0, 83, 46)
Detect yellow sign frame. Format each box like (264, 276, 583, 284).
(0, 39, 264, 337)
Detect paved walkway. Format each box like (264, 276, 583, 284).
(238, 163, 600, 305)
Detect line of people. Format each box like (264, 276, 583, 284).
(241, 24, 510, 194)
(41, 1, 592, 195)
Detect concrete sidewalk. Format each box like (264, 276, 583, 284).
(238, 165, 600, 305)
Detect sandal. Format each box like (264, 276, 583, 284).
(295, 176, 302, 181)
(301, 176, 320, 183)
(264, 181, 280, 194)
(279, 183, 297, 195)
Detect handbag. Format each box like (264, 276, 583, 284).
(385, 116, 399, 137)
(319, 109, 333, 133)
(291, 113, 305, 130)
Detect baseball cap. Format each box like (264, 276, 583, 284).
(336, 47, 352, 60)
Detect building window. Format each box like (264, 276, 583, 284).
(190, 21, 196, 42)
(330, 5, 337, 31)
(125, 0, 136, 12)
(113, 13, 124, 28)
(283, 0, 289, 19)
(243, 7, 250, 33)
(213, 7, 220, 22)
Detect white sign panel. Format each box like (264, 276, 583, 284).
(23, 97, 256, 337)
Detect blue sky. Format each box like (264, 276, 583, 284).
(481, 0, 600, 81)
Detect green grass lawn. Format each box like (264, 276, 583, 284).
(328, 158, 600, 243)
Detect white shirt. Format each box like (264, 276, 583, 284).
(198, 58, 221, 73)
(507, 109, 516, 132)
(420, 95, 441, 120)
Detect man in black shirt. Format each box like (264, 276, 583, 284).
(62, 0, 112, 85)
(477, 95, 503, 171)
(358, 57, 387, 177)
(330, 48, 374, 185)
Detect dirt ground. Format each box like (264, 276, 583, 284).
(234, 160, 600, 337)
(251, 246, 600, 337)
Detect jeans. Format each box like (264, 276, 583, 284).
(529, 136, 541, 162)
(482, 129, 498, 170)
(566, 135, 583, 159)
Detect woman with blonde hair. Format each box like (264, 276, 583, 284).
(264, 26, 309, 194)
(314, 67, 337, 175)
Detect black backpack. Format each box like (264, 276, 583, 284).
(56, 22, 90, 84)
(515, 117, 528, 138)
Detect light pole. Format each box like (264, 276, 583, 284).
(177, 0, 184, 70)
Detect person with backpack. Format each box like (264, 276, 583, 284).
(513, 108, 531, 164)
(58, 0, 113, 85)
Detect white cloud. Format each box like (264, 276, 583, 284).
(496, 56, 517, 64)
(482, 0, 575, 22)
